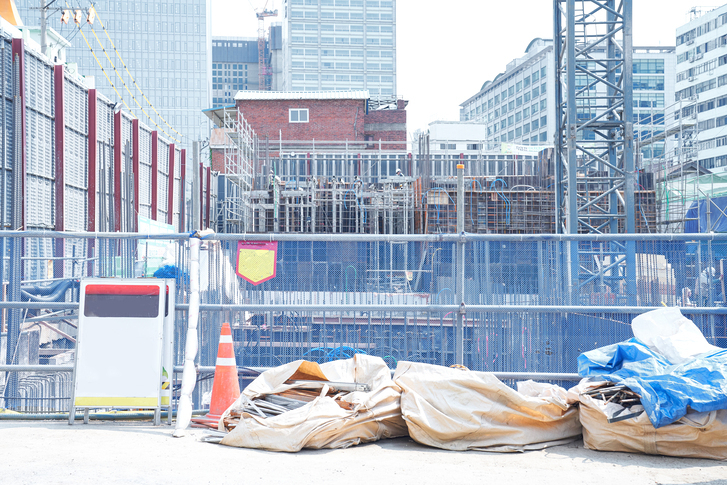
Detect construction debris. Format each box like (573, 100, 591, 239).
(221, 385, 357, 429)
(578, 382, 727, 460)
(207, 354, 407, 452)
(580, 383, 643, 423)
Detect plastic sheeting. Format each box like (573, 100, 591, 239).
(686, 195, 727, 233)
(393, 362, 581, 452)
(218, 354, 407, 452)
(578, 308, 727, 428)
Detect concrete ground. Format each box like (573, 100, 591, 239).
(1, 421, 726, 485)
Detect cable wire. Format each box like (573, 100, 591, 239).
(68, 3, 180, 142)
(91, 7, 183, 139)
(69, 12, 132, 114)
(86, 22, 178, 142)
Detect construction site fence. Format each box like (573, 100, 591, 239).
(2, 231, 727, 412)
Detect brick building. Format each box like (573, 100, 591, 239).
(206, 91, 407, 172)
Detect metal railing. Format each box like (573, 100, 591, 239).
(1, 230, 726, 412)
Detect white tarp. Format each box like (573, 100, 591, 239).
(579, 391, 727, 460)
(219, 354, 407, 452)
(393, 362, 581, 452)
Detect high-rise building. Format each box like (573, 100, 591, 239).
(675, 5, 727, 172)
(460, 38, 555, 147)
(280, 0, 396, 98)
(14, 0, 211, 146)
(460, 38, 675, 165)
(211, 37, 262, 107)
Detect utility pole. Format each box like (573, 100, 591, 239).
(40, 0, 47, 55)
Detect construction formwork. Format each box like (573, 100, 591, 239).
(212, 126, 657, 236)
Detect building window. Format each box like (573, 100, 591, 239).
(289, 108, 309, 123)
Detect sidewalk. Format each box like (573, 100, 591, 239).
(1, 421, 725, 485)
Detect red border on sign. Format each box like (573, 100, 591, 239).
(236, 241, 278, 285)
(86, 284, 160, 296)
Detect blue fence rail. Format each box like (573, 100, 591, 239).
(1, 231, 727, 412)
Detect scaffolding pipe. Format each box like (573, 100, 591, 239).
(173, 235, 201, 437)
(456, 162, 465, 365)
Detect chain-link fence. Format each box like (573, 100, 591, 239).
(2, 231, 726, 412)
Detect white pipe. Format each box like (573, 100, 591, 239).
(173, 236, 201, 437)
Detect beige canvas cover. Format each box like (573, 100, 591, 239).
(219, 354, 407, 452)
(579, 393, 727, 460)
(393, 361, 581, 452)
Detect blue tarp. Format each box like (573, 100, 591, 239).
(578, 338, 727, 428)
(685, 195, 727, 233)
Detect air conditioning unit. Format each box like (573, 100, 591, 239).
(688, 76, 695, 82)
(689, 56, 695, 63)
(687, 38, 695, 45)
(696, 53, 704, 60)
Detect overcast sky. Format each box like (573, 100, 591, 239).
(211, 0, 713, 136)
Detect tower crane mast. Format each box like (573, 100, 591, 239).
(256, 3, 277, 91)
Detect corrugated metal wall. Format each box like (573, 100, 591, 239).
(173, 146, 182, 230)
(138, 126, 152, 219)
(157, 135, 170, 223)
(0, 37, 13, 230)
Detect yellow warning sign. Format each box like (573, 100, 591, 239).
(236, 241, 278, 285)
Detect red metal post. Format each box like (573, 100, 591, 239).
(87, 90, 97, 232)
(205, 166, 211, 229)
(53, 65, 65, 277)
(132, 119, 140, 231)
(179, 149, 186, 232)
(113, 111, 122, 232)
(11, 39, 25, 228)
(151, 131, 158, 221)
(199, 163, 204, 228)
(167, 144, 175, 226)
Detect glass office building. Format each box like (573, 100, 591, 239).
(281, 0, 397, 97)
(211, 37, 262, 107)
(15, 0, 211, 146)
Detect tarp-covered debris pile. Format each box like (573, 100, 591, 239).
(577, 307, 727, 460)
(211, 354, 407, 452)
(393, 361, 581, 452)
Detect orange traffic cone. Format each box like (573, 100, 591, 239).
(191, 322, 240, 428)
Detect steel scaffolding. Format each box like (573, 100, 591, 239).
(554, 0, 636, 303)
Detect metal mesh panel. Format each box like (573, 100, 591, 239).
(157, 137, 169, 221)
(22, 235, 53, 281)
(96, 98, 114, 232)
(173, 147, 181, 228)
(0, 36, 13, 228)
(138, 127, 152, 218)
(2, 233, 727, 413)
(63, 78, 88, 235)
